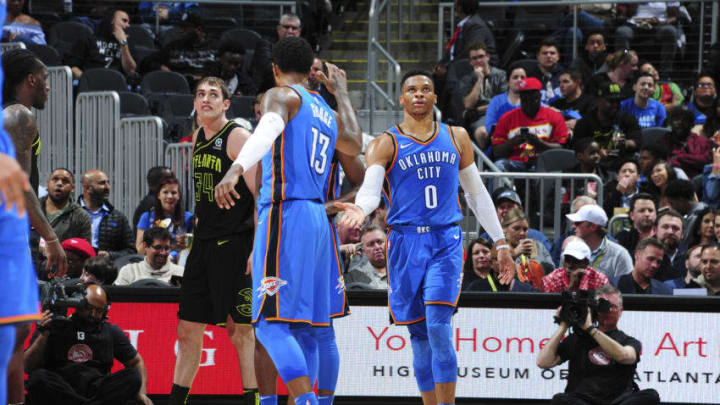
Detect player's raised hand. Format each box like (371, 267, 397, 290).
(317, 62, 348, 96)
(333, 202, 365, 228)
(215, 164, 243, 209)
(497, 246, 516, 285)
(0, 153, 30, 216)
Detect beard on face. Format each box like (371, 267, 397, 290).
(48, 190, 71, 205)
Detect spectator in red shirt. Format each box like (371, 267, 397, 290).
(491, 77, 568, 172)
(541, 236, 609, 292)
(662, 105, 712, 179)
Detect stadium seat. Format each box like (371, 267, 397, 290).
(149, 93, 194, 141)
(501, 31, 528, 70)
(140, 71, 191, 95)
(77, 68, 129, 93)
(118, 91, 151, 117)
(113, 254, 144, 269)
(229, 96, 254, 119)
(640, 127, 671, 147)
(126, 25, 156, 49)
(129, 279, 174, 288)
(47, 21, 94, 64)
(219, 28, 262, 48)
(25, 43, 62, 66)
(536, 149, 578, 172)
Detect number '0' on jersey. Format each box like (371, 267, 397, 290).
(258, 85, 339, 206)
(383, 123, 463, 226)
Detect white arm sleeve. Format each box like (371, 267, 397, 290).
(459, 164, 506, 243)
(354, 164, 385, 216)
(233, 112, 286, 171)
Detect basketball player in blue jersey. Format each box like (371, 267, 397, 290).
(0, 136, 40, 405)
(215, 37, 362, 405)
(335, 71, 516, 405)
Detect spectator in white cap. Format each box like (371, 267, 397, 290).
(567, 204, 633, 279)
(541, 236, 610, 292)
(479, 186, 552, 251)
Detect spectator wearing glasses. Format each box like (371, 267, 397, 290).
(277, 13, 301, 40)
(114, 227, 183, 286)
(688, 74, 717, 126)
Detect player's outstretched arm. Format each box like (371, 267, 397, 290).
(334, 134, 393, 227)
(215, 87, 300, 209)
(454, 125, 515, 284)
(317, 62, 363, 156)
(0, 152, 30, 216)
(325, 152, 365, 216)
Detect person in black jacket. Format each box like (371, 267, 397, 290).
(78, 170, 135, 261)
(132, 166, 174, 232)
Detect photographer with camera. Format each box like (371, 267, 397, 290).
(537, 285, 659, 405)
(24, 284, 152, 405)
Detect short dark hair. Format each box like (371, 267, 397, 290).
(457, 0, 479, 15)
(701, 242, 720, 255)
(218, 39, 245, 57)
(664, 179, 695, 201)
(83, 256, 118, 285)
(559, 68, 583, 83)
(614, 157, 638, 173)
(51, 167, 74, 181)
(272, 37, 314, 75)
(2, 49, 46, 102)
(584, 29, 605, 43)
(507, 62, 527, 78)
(361, 224, 385, 239)
(573, 137, 597, 155)
(143, 226, 172, 246)
(400, 70, 434, 90)
(636, 237, 666, 252)
(629, 192, 656, 213)
(146, 166, 173, 192)
(668, 105, 696, 126)
(538, 38, 560, 53)
(466, 41, 488, 56)
(696, 73, 716, 87)
(632, 71, 656, 85)
(655, 208, 683, 227)
(640, 142, 668, 161)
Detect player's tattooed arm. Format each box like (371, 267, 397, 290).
(318, 62, 362, 156)
(4, 105, 67, 275)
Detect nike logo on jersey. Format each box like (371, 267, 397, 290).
(453, 233, 460, 240)
(399, 143, 411, 149)
(217, 240, 230, 246)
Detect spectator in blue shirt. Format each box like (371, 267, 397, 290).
(688, 74, 716, 125)
(620, 72, 666, 128)
(135, 177, 193, 261)
(479, 64, 526, 144)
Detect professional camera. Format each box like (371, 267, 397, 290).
(40, 278, 84, 319)
(555, 289, 611, 328)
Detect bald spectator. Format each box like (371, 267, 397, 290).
(612, 238, 672, 295)
(115, 227, 183, 286)
(614, 193, 657, 255)
(60, 237, 96, 280)
(345, 225, 387, 290)
(566, 204, 633, 279)
(664, 243, 703, 290)
(541, 237, 609, 293)
(78, 170, 134, 260)
(696, 243, 720, 295)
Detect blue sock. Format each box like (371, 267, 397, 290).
(407, 321, 434, 392)
(315, 325, 339, 392)
(318, 395, 334, 405)
(426, 305, 457, 384)
(259, 395, 278, 405)
(295, 391, 318, 405)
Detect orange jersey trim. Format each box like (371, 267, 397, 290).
(395, 122, 439, 145)
(0, 313, 41, 325)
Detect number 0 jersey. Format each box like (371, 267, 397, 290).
(383, 123, 463, 226)
(258, 85, 338, 206)
(192, 120, 254, 240)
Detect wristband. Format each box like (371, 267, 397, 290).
(120, 39, 128, 47)
(496, 244, 509, 250)
(586, 325, 598, 337)
(45, 238, 59, 244)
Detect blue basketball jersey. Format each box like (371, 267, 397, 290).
(0, 112, 28, 245)
(383, 123, 463, 226)
(258, 85, 338, 206)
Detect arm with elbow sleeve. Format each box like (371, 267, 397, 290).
(353, 164, 385, 216)
(232, 112, 285, 171)
(458, 164, 506, 243)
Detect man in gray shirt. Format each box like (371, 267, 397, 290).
(345, 225, 388, 290)
(567, 204, 633, 279)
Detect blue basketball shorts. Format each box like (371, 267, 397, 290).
(386, 224, 463, 324)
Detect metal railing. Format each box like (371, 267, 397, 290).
(164, 143, 195, 213)
(367, 0, 402, 136)
(439, 0, 718, 72)
(0, 42, 26, 53)
(463, 172, 604, 238)
(36, 66, 74, 187)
